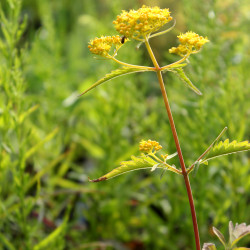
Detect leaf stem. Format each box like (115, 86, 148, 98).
(187, 127, 228, 174)
(110, 57, 155, 70)
(148, 153, 182, 175)
(144, 38, 201, 250)
(161, 54, 190, 71)
(148, 19, 176, 39)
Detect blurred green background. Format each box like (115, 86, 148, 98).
(0, 0, 249, 249)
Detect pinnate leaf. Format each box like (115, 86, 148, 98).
(89, 154, 175, 182)
(79, 67, 150, 96)
(201, 139, 250, 163)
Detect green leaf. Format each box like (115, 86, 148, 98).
(201, 139, 250, 163)
(89, 154, 175, 182)
(25, 127, 59, 159)
(19, 104, 39, 124)
(34, 216, 68, 250)
(168, 68, 202, 95)
(0, 233, 15, 250)
(79, 67, 150, 96)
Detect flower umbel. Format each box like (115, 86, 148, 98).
(139, 139, 163, 153)
(169, 31, 209, 57)
(113, 5, 172, 40)
(88, 35, 128, 58)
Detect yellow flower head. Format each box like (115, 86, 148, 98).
(169, 31, 209, 57)
(88, 35, 128, 57)
(139, 139, 163, 153)
(113, 5, 172, 40)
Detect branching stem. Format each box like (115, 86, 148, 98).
(144, 37, 201, 250)
(148, 153, 182, 175)
(161, 54, 190, 71)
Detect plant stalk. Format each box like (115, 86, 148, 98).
(144, 38, 201, 250)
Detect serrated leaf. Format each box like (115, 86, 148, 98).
(168, 68, 202, 95)
(202, 243, 217, 250)
(79, 67, 150, 96)
(213, 227, 227, 247)
(201, 140, 250, 163)
(89, 154, 174, 182)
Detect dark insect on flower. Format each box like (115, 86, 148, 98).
(121, 36, 127, 44)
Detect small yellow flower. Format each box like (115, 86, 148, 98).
(169, 31, 209, 57)
(139, 139, 163, 153)
(113, 5, 172, 40)
(88, 35, 128, 57)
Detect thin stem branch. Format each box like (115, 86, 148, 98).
(148, 19, 176, 39)
(148, 153, 182, 175)
(144, 38, 201, 250)
(161, 54, 189, 71)
(110, 57, 155, 70)
(187, 127, 228, 174)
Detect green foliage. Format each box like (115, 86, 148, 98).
(34, 215, 68, 250)
(89, 151, 178, 182)
(0, 0, 249, 249)
(201, 140, 250, 163)
(79, 66, 150, 96)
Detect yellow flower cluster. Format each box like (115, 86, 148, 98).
(139, 139, 163, 153)
(169, 31, 209, 57)
(113, 5, 172, 40)
(88, 35, 128, 57)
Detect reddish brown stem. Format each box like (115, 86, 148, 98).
(156, 71, 201, 250)
(144, 38, 201, 250)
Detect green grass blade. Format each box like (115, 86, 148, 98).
(79, 67, 150, 96)
(0, 233, 15, 250)
(19, 104, 39, 124)
(33, 218, 67, 250)
(25, 151, 68, 192)
(25, 127, 59, 159)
